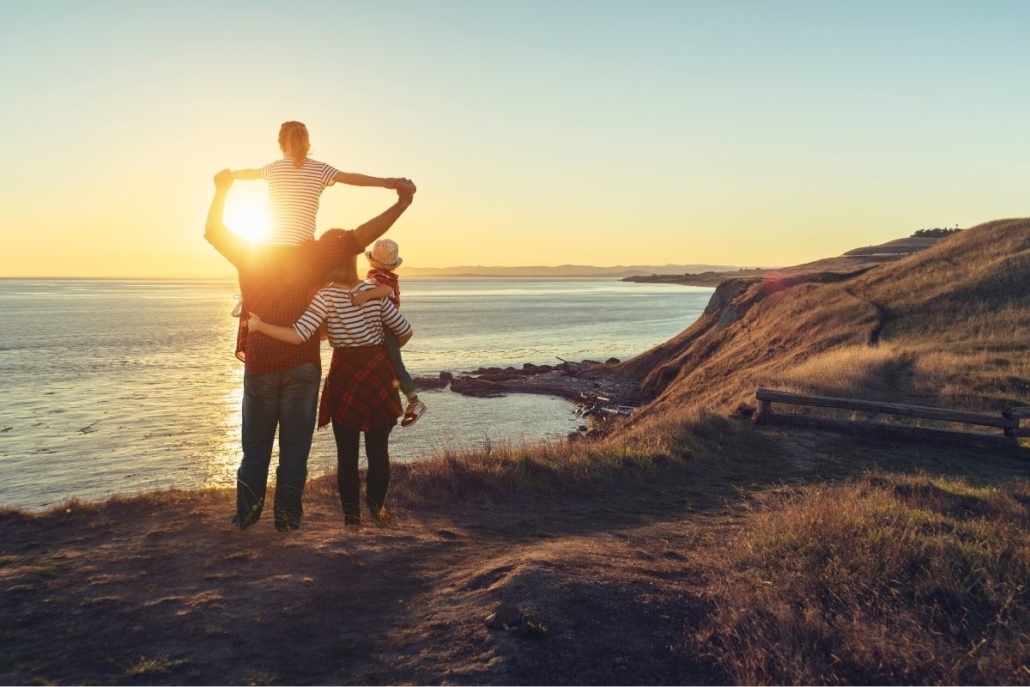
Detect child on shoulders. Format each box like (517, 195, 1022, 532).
(230, 120, 413, 246)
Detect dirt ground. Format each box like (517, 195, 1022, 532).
(0, 465, 734, 686)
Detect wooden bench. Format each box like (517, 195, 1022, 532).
(1004, 407, 1030, 438)
(755, 388, 1025, 447)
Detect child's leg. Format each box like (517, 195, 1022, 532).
(383, 330, 418, 399)
(383, 331, 426, 427)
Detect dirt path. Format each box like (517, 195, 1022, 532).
(1, 473, 734, 685)
(6, 415, 1027, 685)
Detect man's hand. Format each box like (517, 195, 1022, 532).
(397, 178, 416, 204)
(384, 177, 416, 191)
(351, 178, 417, 248)
(214, 169, 234, 191)
(246, 311, 263, 333)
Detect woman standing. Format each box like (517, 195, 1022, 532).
(247, 242, 412, 525)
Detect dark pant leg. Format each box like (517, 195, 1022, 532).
(383, 330, 416, 397)
(332, 422, 362, 522)
(272, 363, 320, 529)
(364, 426, 392, 514)
(237, 370, 281, 526)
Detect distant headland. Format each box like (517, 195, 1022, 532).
(395, 263, 738, 278)
(621, 231, 956, 287)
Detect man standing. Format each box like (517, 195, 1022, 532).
(204, 170, 415, 531)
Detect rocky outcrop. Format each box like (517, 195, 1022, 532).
(413, 374, 450, 390)
(416, 360, 641, 435)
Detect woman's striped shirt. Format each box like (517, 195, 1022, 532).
(294, 283, 412, 348)
(261, 157, 340, 245)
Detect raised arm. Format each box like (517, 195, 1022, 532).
(231, 168, 263, 181)
(308, 183, 416, 276)
(351, 183, 416, 249)
(204, 170, 246, 266)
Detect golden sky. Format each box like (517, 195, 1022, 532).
(1, 2, 1027, 277)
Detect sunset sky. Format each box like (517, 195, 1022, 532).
(1, 1, 1027, 277)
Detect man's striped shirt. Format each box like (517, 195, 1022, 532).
(261, 157, 340, 245)
(294, 283, 412, 348)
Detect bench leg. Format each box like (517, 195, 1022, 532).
(756, 400, 772, 423)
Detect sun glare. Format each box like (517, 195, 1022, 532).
(223, 187, 270, 242)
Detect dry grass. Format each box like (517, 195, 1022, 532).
(764, 344, 908, 398)
(602, 218, 1030, 683)
(620, 217, 1030, 424)
(6, 219, 1030, 684)
(693, 474, 1030, 685)
(4, 396, 1030, 684)
(308, 407, 792, 521)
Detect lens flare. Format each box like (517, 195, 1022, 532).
(223, 187, 270, 242)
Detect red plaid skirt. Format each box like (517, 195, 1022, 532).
(318, 345, 402, 431)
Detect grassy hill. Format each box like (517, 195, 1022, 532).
(623, 233, 944, 286)
(2, 219, 1030, 685)
(619, 218, 1030, 422)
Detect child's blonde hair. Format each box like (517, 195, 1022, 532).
(278, 121, 310, 169)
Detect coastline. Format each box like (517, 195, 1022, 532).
(0, 278, 702, 511)
(6, 224, 1030, 684)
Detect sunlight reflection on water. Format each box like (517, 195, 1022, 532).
(0, 278, 710, 510)
(206, 376, 245, 489)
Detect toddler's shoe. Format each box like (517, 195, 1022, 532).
(401, 399, 427, 427)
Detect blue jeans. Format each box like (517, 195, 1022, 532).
(383, 329, 416, 397)
(236, 362, 321, 529)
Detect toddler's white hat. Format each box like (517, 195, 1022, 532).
(366, 239, 403, 269)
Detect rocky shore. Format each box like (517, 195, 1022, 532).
(413, 359, 641, 437)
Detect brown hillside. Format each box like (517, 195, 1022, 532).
(624, 234, 943, 287)
(4, 220, 1030, 686)
(616, 218, 1030, 433)
(843, 235, 938, 256)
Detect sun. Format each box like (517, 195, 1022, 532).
(223, 186, 270, 242)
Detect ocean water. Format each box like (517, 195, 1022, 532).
(0, 278, 711, 510)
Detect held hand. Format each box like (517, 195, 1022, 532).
(246, 311, 263, 332)
(214, 169, 234, 191)
(396, 178, 416, 203)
